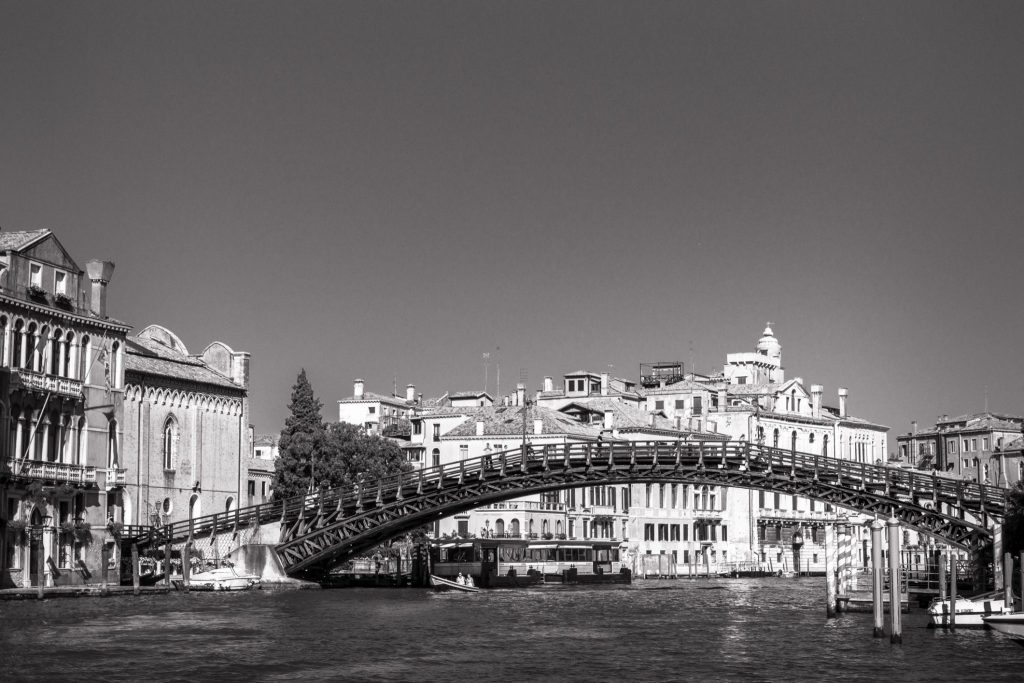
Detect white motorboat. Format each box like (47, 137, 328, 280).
(430, 574, 481, 593)
(174, 562, 261, 591)
(928, 590, 1013, 628)
(983, 613, 1024, 640)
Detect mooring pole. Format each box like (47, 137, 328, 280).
(183, 540, 192, 592)
(870, 519, 884, 638)
(1004, 552, 1013, 610)
(824, 523, 837, 618)
(949, 550, 958, 630)
(1020, 552, 1024, 613)
(887, 517, 902, 644)
(938, 548, 947, 603)
(131, 543, 140, 596)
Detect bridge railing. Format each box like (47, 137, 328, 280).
(151, 439, 1008, 545)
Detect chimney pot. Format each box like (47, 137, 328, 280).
(354, 379, 364, 398)
(516, 383, 525, 406)
(601, 373, 610, 396)
(838, 387, 849, 417)
(406, 384, 415, 402)
(543, 376, 553, 392)
(85, 259, 115, 318)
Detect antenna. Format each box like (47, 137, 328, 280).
(483, 352, 490, 393)
(496, 346, 501, 399)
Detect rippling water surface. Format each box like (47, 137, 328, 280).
(3, 578, 1023, 682)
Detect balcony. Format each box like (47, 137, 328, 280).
(482, 501, 566, 512)
(11, 368, 84, 400)
(4, 457, 97, 485)
(757, 508, 845, 523)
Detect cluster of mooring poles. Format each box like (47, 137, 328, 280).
(823, 518, 905, 643)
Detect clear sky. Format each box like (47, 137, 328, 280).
(3, 1, 1023, 445)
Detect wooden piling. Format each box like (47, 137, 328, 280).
(887, 517, 902, 644)
(38, 540, 47, 599)
(100, 545, 109, 591)
(183, 540, 192, 592)
(131, 543, 140, 595)
(1004, 552, 1013, 610)
(164, 535, 172, 588)
(949, 552, 957, 630)
(870, 519, 884, 638)
(938, 549, 946, 602)
(824, 524, 837, 618)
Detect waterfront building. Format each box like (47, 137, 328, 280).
(337, 380, 424, 436)
(0, 229, 130, 588)
(246, 432, 278, 506)
(895, 412, 1023, 485)
(121, 324, 251, 528)
(641, 325, 889, 571)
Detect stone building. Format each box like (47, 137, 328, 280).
(0, 229, 130, 588)
(246, 432, 278, 506)
(122, 324, 250, 527)
(896, 412, 1024, 484)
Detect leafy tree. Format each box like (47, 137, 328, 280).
(272, 370, 326, 500)
(313, 422, 411, 489)
(1003, 480, 1024, 556)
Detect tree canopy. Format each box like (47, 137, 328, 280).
(272, 370, 411, 500)
(1003, 480, 1024, 556)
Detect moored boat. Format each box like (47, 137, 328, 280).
(983, 613, 1024, 641)
(173, 562, 261, 591)
(430, 574, 481, 593)
(928, 590, 1013, 628)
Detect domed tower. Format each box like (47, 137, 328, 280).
(756, 323, 783, 382)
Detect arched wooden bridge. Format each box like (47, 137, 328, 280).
(138, 441, 1009, 577)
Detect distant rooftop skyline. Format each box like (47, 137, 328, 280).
(4, 2, 1023, 445)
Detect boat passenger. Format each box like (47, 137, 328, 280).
(465, 575, 475, 587)
(456, 573, 465, 585)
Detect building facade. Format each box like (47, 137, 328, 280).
(122, 324, 251, 528)
(0, 229, 130, 588)
(896, 412, 1024, 484)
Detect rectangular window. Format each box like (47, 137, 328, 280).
(658, 524, 668, 541)
(773, 492, 780, 508)
(368, 406, 375, 414)
(758, 491, 765, 508)
(670, 524, 680, 541)
(737, 376, 747, 385)
(721, 525, 727, 542)
(644, 524, 655, 541)
(683, 524, 689, 541)
(247, 480, 256, 496)
(671, 484, 678, 508)
(791, 495, 798, 511)
(655, 400, 664, 410)
(675, 399, 684, 409)
(459, 445, 468, 460)
(971, 439, 978, 452)
(432, 424, 440, 441)
(983, 437, 990, 451)
(683, 550, 690, 564)
(30, 263, 42, 287)
(692, 396, 703, 415)
(54, 270, 67, 295)
(413, 421, 422, 435)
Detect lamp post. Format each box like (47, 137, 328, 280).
(792, 526, 805, 577)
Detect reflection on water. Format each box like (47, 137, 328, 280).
(2, 578, 1024, 682)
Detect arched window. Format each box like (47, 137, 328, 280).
(107, 420, 119, 468)
(809, 433, 816, 445)
(50, 330, 62, 375)
(556, 520, 563, 535)
(495, 519, 505, 536)
(162, 417, 178, 470)
(63, 331, 75, 378)
(225, 497, 235, 513)
(823, 435, 829, 458)
(12, 319, 24, 368)
(26, 323, 38, 370)
(431, 449, 440, 467)
(510, 519, 520, 537)
(773, 429, 779, 449)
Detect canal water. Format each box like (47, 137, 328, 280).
(2, 578, 1023, 682)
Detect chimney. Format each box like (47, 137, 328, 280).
(674, 416, 682, 431)
(838, 387, 848, 417)
(406, 384, 415, 402)
(417, 392, 423, 404)
(810, 384, 823, 418)
(543, 376, 553, 392)
(601, 373, 610, 396)
(717, 388, 726, 412)
(85, 260, 115, 318)
(912, 420, 918, 435)
(354, 379, 364, 399)
(231, 351, 251, 389)
(516, 383, 525, 406)
(603, 410, 614, 431)
(535, 389, 542, 402)
(476, 421, 485, 436)
(533, 419, 543, 435)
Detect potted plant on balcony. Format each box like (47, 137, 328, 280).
(74, 521, 93, 545)
(54, 292, 73, 310)
(56, 482, 77, 497)
(7, 519, 28, 546)
(27, 284, 48, 302)
(26, 480, 48, 508)
(58, 520, 77, 542)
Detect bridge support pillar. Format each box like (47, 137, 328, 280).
(824, 524, 837, 618)
(887, 517, 903, 644)
(870, 519, 884, 638)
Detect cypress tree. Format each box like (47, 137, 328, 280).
(272, 369, 325, 500)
